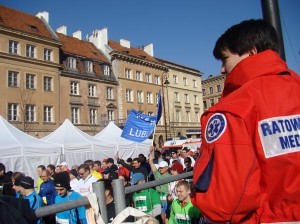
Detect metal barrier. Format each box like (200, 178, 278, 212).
(35, 171, 193, 223)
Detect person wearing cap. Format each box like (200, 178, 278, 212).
(69, 169, 79, 192)
(149, 147, 172, 224)
(131, 172, 162, 221)
(54, 172, 87, 224)
(16, 176, 43, 224)
(169, 180, 200, 224)
(77, 163, 98, 196)
(59, 162, 70, 173)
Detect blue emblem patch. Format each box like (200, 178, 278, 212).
(205, 113, 227, 143)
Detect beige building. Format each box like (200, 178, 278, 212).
(156, 58, 203, 140)
(201, 74, 226, 111)
(0, 6, 62, 137)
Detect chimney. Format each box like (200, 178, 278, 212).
(73, 30, 82, 40)
(36, 11, 49, 23)
(143, 43, 154, 56)
(89, 28, 108, 52)
(120, 39, 130, 48)
(56, 26, 67, 35)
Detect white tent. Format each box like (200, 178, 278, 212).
(42, 119, 116, 166)
(94, 121, 152, 159)
(0, 116, 62, 180)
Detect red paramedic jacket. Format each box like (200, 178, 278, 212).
(193, 50, 300, 223)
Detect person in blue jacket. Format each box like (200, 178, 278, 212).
(16, 176, 43, 224)
(54, 171, 87, 224)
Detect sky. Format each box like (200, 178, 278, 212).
(1, 0, 300, 78)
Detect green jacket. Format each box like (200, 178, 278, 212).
(169, 199, 200, 224)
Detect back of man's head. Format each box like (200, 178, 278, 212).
(213, 19, 279, 60)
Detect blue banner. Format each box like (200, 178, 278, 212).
(156, 90, 162, 124)
(121, 110, 156, 142)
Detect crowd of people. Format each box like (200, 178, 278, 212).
(0, 146, 200, 224)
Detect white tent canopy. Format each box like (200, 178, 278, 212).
(42, 119, 116, 166)
(94, 121, 152, 159)
(0, 116, 62, 180)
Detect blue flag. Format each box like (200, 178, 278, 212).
(121, 110, 156, 142)
(156, 90, 162, 124)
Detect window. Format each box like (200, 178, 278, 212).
(193, 79, 197, 88)
(108, 110, 114, 121)
(183, 77, 188, 86)
(195, 112, 200, 122)
(8, 103, 18, 121)
(154, 75, 159, 85)
(194, 95, 199, 104)
(148, 112, 153, 116)
(26, 105, 36, 122)
(88, 84, 96, 97)
(44, 48, 52, 61)
(156, 93, 159, 105)
(145, 73, 151, 83)
(209, 87, 213, 94)
(26, 44, 35, 58)
(103, 65, 110, 76)
(44, 76, 52, 91)
(44, 106, 53, 122)
(136, 71, 142, 81)
(173, 75, 178, 84)
(184, 94, 189, 103)
(8, 71, 18, 87)
(146, 92, 153, 104)
(186, 111, 191, 122)
(26, 73, 35, 89)
(125, 68, 131, 79)
(89, 108, 97, 124)
(210, 99, 215, 106)
(174, 92, 179, 102)
(68, 57, 77, 69)
(70, 81, 79, 95)
(217, 84, 222, 92)
(71, 107, 80, 124)
(126, 89, 133, 102)
(175, 111, 180, 122)
(107, 87, 114, 99)
(202, 89, 206, 96)
(9, 40, 18, 54)
(137, 91, 144, 103)
(203, 101, 207, 110)
(86, 61, 93, 73)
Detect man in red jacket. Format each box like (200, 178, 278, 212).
(193, 19, 300, 223)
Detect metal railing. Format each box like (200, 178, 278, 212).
(35, 171, 193, 223)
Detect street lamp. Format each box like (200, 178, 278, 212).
(161, 73, 169, 142)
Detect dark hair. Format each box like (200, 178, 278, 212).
(94, 160, 101, 167)
(0, 163, 5, 172)
(132, 158, 140, 163)
(38, 165, 46, 170)
(47, 164, 55, 171)
(78, 164, 90, 173)
(213, 19, 279, 59)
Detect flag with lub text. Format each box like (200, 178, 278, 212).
(121, 109, 157, 142)
(156, 89, 162, 124)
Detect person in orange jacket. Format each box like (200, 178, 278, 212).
(193, 19, 300, 223)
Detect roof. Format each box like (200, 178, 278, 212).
(108, 40, 161, 64)
(0, 4, 55, 40)
(57, 33, 109, 63)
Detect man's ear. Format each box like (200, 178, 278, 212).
(249, 47, 258, 56)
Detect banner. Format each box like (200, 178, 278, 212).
(121, 110, 156, 142)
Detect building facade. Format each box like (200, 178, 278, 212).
(0, 6, 62, 137)
(201, 74, 226, 111)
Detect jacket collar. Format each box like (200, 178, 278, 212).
(222, 50, 288, 97)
